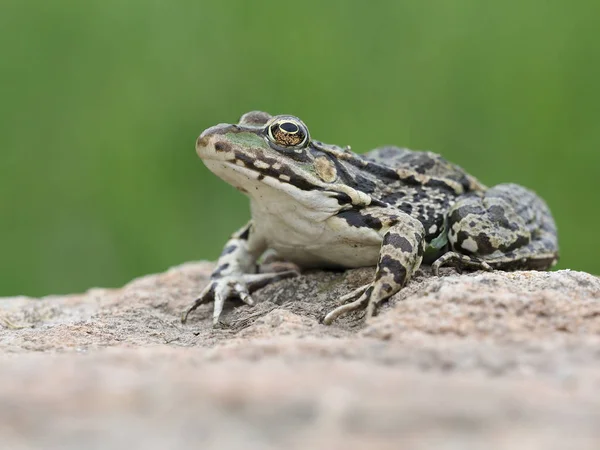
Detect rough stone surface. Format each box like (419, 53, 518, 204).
(1, 263, 599, 450)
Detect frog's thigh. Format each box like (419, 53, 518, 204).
(440, 183, 558, 271)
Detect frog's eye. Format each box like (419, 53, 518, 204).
(266, 117, 309, 149)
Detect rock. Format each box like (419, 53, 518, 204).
(1, 263, 599, 449)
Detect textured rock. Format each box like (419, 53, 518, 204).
(1, 263, 599, 449)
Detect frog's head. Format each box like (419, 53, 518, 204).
(196, 111, 362, 207)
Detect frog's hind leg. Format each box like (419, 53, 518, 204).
(433, 183, 559, 273)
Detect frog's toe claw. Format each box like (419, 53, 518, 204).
(339, 284, 370, 304)
(212, 289, 228, 326)
(181, 299, 207, 324)
(234, 283, 254, 306)
(181, 284, 215, 324)
(323, 284, 372, 325)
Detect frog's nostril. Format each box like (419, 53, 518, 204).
(214, 141, 231, 153)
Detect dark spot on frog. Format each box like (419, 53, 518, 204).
(381, 214, 400, 227)
(413, 157, 436, 174)
(399, 202, 413, 214)
(449, 204, 484, 224)
(370, 199, 390, 208)
(381, 283, 393, 293)
(473, 233, 496, 254)
(497, 233, 530, 252)
(238, 225, 251, 240)
(233, 151, 316, 191)
(331, 192, 353, 206)
(414, 231, 423, 244)
(488, 205, 521, 232)
(330, 158, 376, 193)
(380, 191, 406, 205)
(214, 141, 231, 153)
(454, 231, 475, 254)
(211, 263, 230, 279)
(423, 205, 438, 220)
(257, 174, 265, 181)
(425, 177, 457, 191)
(337, 210, 383, 230)
(376, 255, 407, 285)
(415, 232, 427, 257)
(220, 244, 237, 256)
(234, 151, 256, 168)
(357, 160, 400, 181)
(385, 233, 413, 253)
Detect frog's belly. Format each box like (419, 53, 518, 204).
(253, 211, 383, 269)
(272, 242, 381, 269)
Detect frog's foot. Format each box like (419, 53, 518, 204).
(323, 213, 426, 325)
(182, 270, 298, 326)
(322, 274, 415, 325)
(431, 252, 493, 276)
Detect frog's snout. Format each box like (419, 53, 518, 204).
(196, 123, 233, 159)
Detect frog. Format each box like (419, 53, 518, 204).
(182, 111, 559, 326)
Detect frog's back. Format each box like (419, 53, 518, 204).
(352, 146, 485, 242)
(363, 146, 485, 192)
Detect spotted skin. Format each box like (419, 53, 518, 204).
(435, 183, 558, 272)
(182, 111, 559, 325)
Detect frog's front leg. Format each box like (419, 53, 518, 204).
(323, 211, 426, 325)
(182, 221, 298, 326)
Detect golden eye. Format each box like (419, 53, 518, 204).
(266, 117, 309, 149)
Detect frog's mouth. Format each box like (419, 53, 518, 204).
(203, 158, 315, 196)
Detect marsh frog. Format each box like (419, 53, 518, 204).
(182, 111, 558, 325)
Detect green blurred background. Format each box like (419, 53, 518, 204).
(1, 0, 599, 297)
